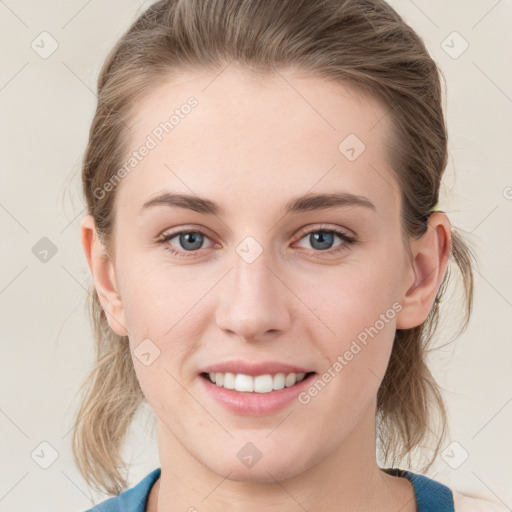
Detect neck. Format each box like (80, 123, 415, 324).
(148, 401, 416, 512)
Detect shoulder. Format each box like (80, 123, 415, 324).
(382, 467, 509, 512)
(451, 488, 510, 512)
(81, 467, 161, 512)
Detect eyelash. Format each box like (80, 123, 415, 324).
(156, 225, 356, 260)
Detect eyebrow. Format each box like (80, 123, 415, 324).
(140, 191, 376, 216)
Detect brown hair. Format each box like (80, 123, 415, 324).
(73, 0, 476, 495)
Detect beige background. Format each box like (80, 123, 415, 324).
(1, 0, 511, 510)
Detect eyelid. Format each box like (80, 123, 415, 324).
(294, 223, 355, 240)
(157, 224, 215, 240)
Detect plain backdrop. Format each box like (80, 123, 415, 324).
(1, 1, 511, 510)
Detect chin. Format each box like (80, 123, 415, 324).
(204, 450, 311, 484)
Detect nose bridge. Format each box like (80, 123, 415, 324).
(233, 236, 274, 298)
(215, 234, 291, 339)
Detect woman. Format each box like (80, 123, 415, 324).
(74, 0, 506, 510)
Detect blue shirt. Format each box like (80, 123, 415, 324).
(83, 466, 455, 512)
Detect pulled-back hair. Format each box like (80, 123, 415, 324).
(74, 0, 476, 495)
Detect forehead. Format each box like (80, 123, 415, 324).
(116, 66, 398, 218)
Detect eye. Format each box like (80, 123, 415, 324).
(156, 224, 356, 259)
(157, 229, 215, 259)
(295, 225, 356, 255)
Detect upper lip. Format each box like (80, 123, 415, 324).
(200, 359, 314, 377)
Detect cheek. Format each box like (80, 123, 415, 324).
(295, 255, 399, 341)
(300, 317, 396, 439)
(119, 259, 208, 337)
(128, 333, 198, 423)
(296, 256, 399, 400)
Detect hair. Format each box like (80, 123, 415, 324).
(73, 0, 477, 496)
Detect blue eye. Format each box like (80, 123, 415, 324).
(157, 225, 355, 259)
(157, 230, 213, 258)
(297, 228, 354, 252)
(172, 232, 205, 251)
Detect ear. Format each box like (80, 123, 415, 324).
(80, 214, 128, 337)
(395, 212, 451, 329)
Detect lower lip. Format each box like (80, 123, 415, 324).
(199, 373, 317, 416)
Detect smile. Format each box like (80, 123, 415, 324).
(201, 371, 315, 393)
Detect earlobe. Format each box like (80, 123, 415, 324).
(80, 215, 128, 337)
(396, 213, 451, 330)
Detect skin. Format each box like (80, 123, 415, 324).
(81, 65, 451, 512)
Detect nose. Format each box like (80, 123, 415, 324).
(215, 245, 292, 341)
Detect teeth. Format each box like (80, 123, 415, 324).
(285, 373, 296, 387)
(254, 374, 273, 393)
(207, 372, 309, 393)
(223, 372, 236, 389)
(273, 373, 285, 390)
(235, 373, 254, 392)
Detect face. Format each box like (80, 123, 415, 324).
(86, 66, 427, 483)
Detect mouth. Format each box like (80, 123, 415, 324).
(200, 371, 317, 393)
